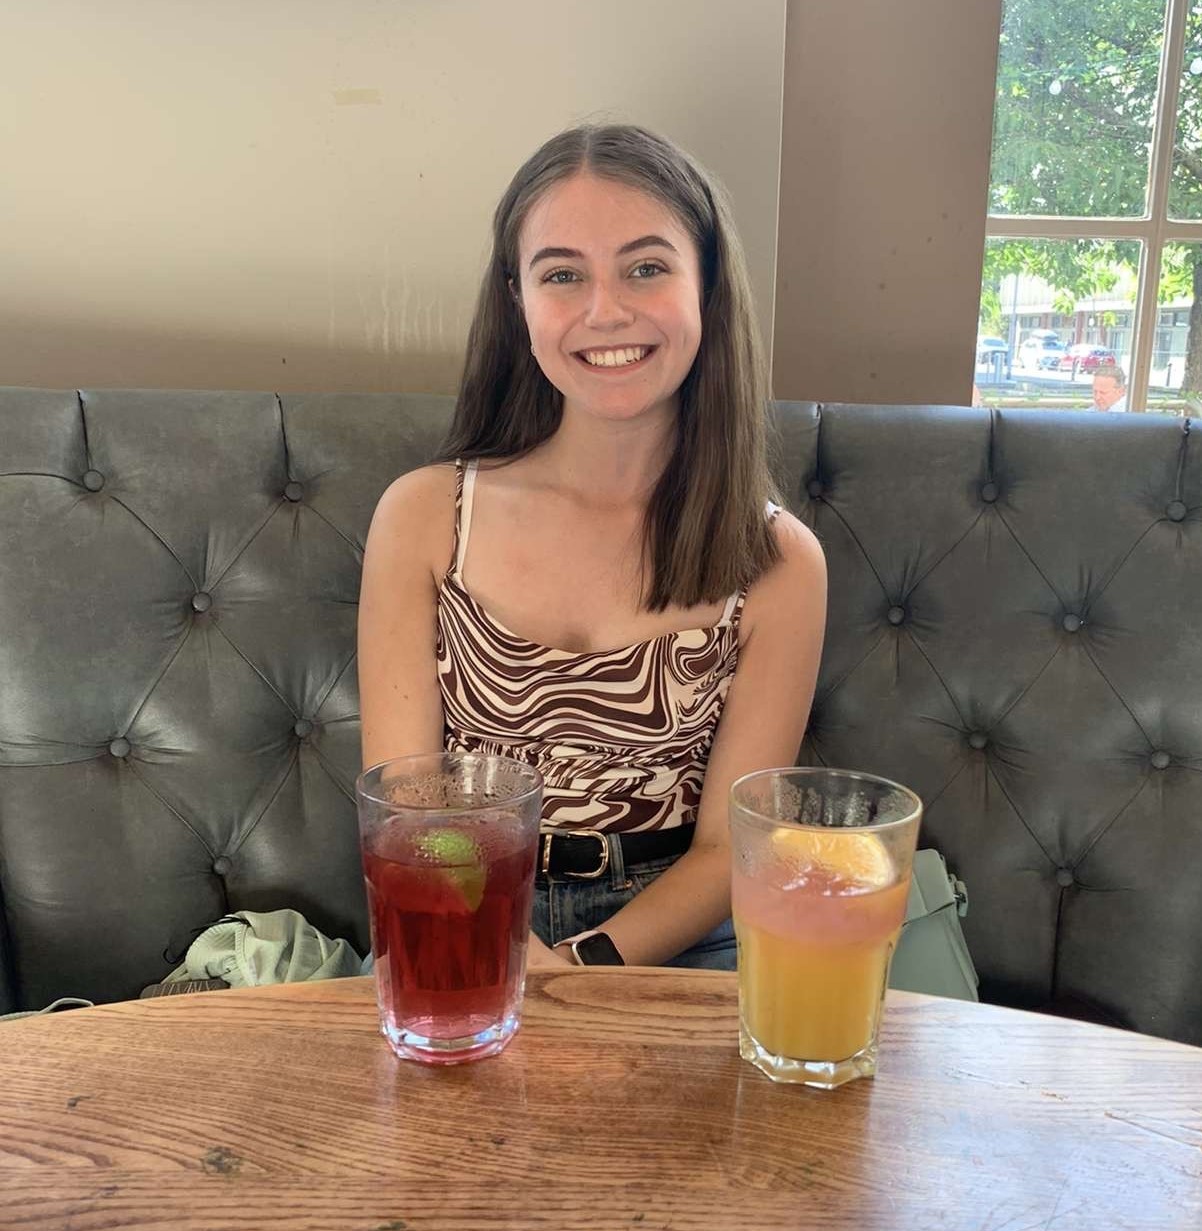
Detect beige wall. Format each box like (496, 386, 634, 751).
(0, 1, 786, 393)
(773, 0, 1003, 405)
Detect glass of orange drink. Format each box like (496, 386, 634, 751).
(730, 768, 922, 1088)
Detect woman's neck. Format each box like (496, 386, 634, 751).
(531, 402, 677, 508)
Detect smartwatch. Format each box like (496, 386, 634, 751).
(563, 930, 625, 966)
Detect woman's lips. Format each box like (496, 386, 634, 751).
(573, 345, 657, 372)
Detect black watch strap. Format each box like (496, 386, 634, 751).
(571, 931, 625, 966)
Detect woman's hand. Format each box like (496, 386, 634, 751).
(527, 933, 574, 969)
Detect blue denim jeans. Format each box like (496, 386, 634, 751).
(531, 839, 737, 971)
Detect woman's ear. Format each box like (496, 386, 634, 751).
(508, 277, 523, 310)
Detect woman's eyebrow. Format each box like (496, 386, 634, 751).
(527, 234, 679, 271)
(617, 234, 678, 257)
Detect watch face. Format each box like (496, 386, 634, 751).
(573, 932, 625, 966)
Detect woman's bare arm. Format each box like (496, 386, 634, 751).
(359, 465, 568, 968)
(598, 513, 827, 966)
(357, 465, 457, 769)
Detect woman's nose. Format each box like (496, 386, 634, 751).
(584, 278, 634, 329)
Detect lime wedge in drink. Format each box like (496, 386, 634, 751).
(418, 828, 487, 911)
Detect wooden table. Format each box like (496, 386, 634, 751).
(1, 971, 1199, 1230)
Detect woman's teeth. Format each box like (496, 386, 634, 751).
(580, 346, 649, 367)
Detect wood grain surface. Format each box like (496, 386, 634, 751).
(1, 970, 1199, 1230)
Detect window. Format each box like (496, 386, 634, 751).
(978, 0, 1202, 413)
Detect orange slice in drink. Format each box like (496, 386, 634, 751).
(770, 826, 893, 888)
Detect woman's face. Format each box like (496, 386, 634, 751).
(515, 172, 704, 429)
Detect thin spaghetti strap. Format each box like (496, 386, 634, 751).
(721, 587, 748, 629)
(445, 460, 466, 579)
(722, 503, 779, 630)
(452, 460, 478, 579)
(730, 588, 749, 629)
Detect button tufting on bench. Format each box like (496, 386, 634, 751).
(3, 391, 1199, 1046)
(1055, 868, 1075, 888)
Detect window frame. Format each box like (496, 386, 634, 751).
(984, 0, 1198, 411)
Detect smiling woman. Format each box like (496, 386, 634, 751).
(357, 124, 827, 975)
(518, 173, 703, 440)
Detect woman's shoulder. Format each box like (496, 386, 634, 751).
(768, 506, 824, 573)
(374, 462, 458, 519)
(743, 507, 826, 621)
(365, 462, 460, 576)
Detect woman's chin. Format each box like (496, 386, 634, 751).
(560, 391, 680, 427)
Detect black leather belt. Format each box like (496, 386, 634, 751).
(537, 825, 694, 880)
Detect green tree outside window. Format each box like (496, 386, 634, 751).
(986, 0, 1202, 399)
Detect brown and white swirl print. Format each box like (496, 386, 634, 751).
(435, 462, 744, 834)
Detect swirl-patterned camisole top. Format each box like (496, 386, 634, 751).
(436, 460, 751, 833)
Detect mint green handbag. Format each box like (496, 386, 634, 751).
(888, 849, 979, 1001)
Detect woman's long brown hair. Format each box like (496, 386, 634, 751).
(437, 124, 780, 611)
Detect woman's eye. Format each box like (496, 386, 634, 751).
(542, 268, 579, 285)
(631, 262, 666, 279)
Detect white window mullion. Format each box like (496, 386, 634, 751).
(986, 219, 1202, 241)
(1130, 0, 1190, 412)
(985, 218, 1152, 240)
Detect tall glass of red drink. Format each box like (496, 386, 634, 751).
(356, 754, 542, 1064)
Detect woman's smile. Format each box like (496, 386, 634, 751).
(574, 344, 658, 370)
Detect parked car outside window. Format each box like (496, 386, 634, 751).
(1058, 344, 1117, 373)
(976, 335, 1010, 365)
(1018, 331, 1067, 370)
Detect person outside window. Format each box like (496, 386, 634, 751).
(1091, 365, 1128, 412)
